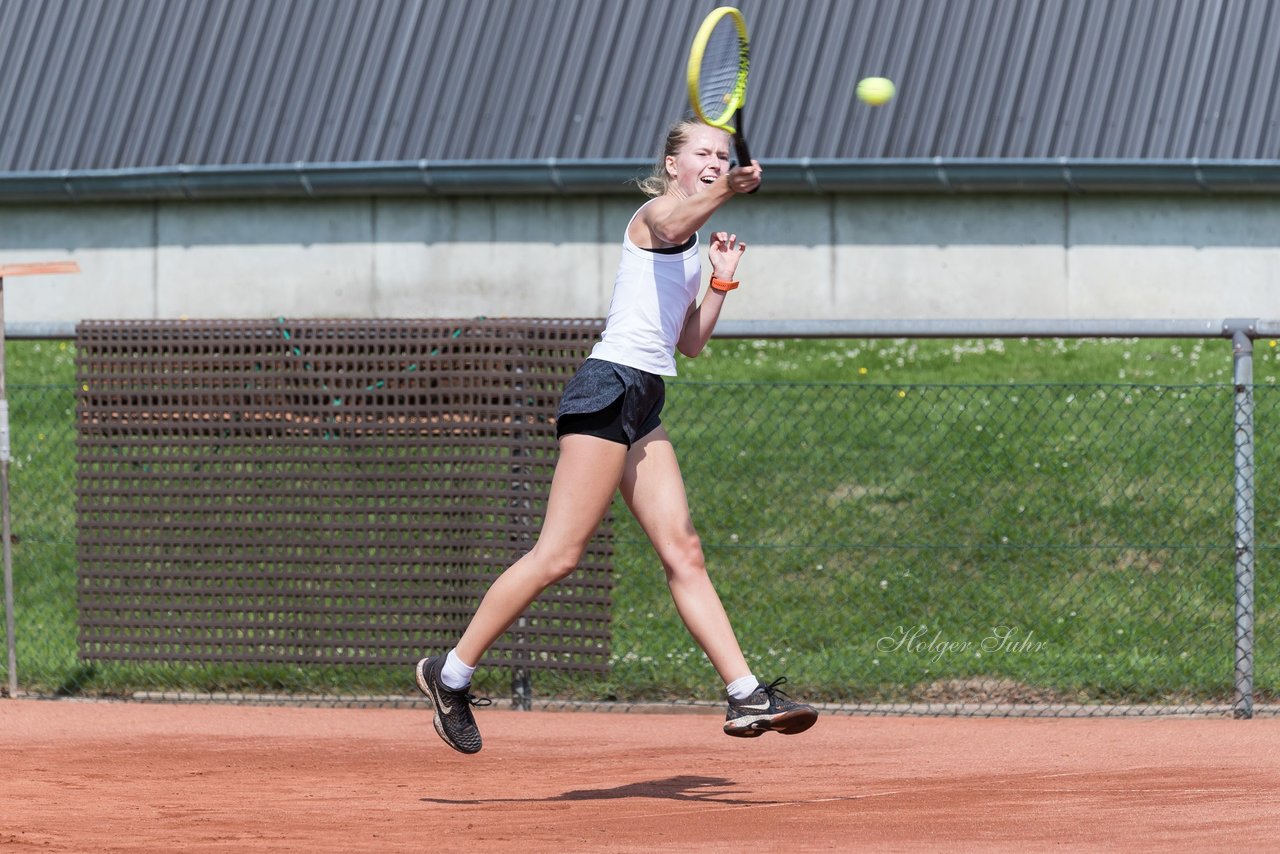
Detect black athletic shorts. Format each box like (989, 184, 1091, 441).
(555, 358, 665, 447)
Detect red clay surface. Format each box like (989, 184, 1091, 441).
(3, 699, 1278, 852)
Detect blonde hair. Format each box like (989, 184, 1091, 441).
(635, 118, 706, 197)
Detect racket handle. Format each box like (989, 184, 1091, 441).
(733, 114, 758, 195)
(733, 132, 751, 168)
(735, 133, 759, 194)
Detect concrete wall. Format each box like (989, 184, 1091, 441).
(3, 193, 1278, 324)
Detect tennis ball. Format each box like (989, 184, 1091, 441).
(857, 76, 895, 106)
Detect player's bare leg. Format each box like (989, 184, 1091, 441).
(620, 426, 751, 681)
(621, 426, 817, 737)
(417, 433, 628, 753)
(456, 433, 628, 663)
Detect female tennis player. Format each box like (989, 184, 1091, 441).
(415, 119, 818, 754)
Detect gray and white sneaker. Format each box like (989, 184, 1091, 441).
(415, 655, 491, 754)
(723, 677, 818, 737)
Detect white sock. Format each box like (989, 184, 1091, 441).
(440, 649, 476, 690)
(726, 674, 760, 700)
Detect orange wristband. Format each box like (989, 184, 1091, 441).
(710, 277, 739, 293)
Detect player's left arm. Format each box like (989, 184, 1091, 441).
(678, 231, 746, 358)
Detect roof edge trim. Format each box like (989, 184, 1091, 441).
(3, 159, 1280, 201)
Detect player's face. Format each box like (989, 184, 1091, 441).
(665, 127, 731, 196)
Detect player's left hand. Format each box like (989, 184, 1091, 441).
(709, 231, 745, 281)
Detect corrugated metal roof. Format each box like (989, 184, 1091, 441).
(2, 0, 1279, 192)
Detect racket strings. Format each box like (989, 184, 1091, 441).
(696, 23, 744, 122)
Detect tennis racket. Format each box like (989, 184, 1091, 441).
(687, 6, 753, 171)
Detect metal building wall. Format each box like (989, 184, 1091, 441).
(2, 0, 1278, 174)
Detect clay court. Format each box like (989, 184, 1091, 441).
(3, 699, 1278, 851)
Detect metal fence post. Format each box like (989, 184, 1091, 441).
(0, 262, 79, 698)
(0, 274, 12, 698)
(1231, 328, 1256, 719)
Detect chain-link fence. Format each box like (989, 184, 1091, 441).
(1, 324, 1274, 716)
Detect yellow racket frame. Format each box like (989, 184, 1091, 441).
(687, 6, 750, 134)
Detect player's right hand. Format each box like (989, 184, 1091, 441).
(728, 161, 762, 194)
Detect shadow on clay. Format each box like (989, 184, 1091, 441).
(421, 774, 777, 806)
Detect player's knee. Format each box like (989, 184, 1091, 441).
(529, 541, 588, 585)
(663, 532, 707, 580)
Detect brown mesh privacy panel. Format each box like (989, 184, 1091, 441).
(75, 318, 610, 672)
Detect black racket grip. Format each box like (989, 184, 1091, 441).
(733, 113, 758, 194)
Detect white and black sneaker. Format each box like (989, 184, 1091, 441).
(723, 677, 818, 737)
(415, 656, 491, 754)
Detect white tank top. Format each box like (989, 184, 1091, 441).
(589, 201, 702, 376)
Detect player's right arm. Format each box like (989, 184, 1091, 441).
(630, 163, 760, 249)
